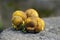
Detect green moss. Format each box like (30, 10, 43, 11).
(0, 22, 3, 30)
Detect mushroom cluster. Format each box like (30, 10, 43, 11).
(12, 9, 45, 33)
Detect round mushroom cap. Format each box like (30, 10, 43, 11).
(25, 17, 38, 31)
(25, 17, 45, 32)
(12, 10, 27, 20)
(12, 16, 23, 25)
(35, 18, 45, 32)
(25, 9, 39, 17)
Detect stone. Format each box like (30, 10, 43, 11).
(1, 17, 60, 40)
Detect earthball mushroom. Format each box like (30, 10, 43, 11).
(12, 10, 27, 20)
(12, 10, 27, 30)
(24, 17, 45, 33)
(25, 8, 39, 18)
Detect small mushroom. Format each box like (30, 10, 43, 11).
(12, 16, 23, 25)
(25, 17, 37, 32)
(12, 16, 24, 30)
(25, 8, 39, 18)
(12, 10, 27, 20)
(25, 17, 45, 33)
(34, 18, 45, 33)
(12, 10, 27, 30)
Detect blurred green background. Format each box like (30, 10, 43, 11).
(0, 0, 60, 31)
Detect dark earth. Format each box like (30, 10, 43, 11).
(0, 17, 60, 40)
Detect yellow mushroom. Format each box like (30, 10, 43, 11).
(12, 10, 27, 20)
(25, 17, 45, 32)
(34, 18, 45, 32)
(12, 10, 27, 30)
(12, 16, 24, 30)
(12, 16, 23, 25)
(25, 9, 39, 18)
(25, 17, 37, 31)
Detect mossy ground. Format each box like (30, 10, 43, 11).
(0, 21, 3, 33)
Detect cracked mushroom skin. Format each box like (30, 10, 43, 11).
(25, 17, 45, 33)
(12, 10, 27, 30)
(12, 10, 27, 20)
(34, 18, 45, 33)
(25, 9, 39, 18)
(12, 16, 23, 25)
(25, 17, 37, 32)
(12, 16, 24, 30)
